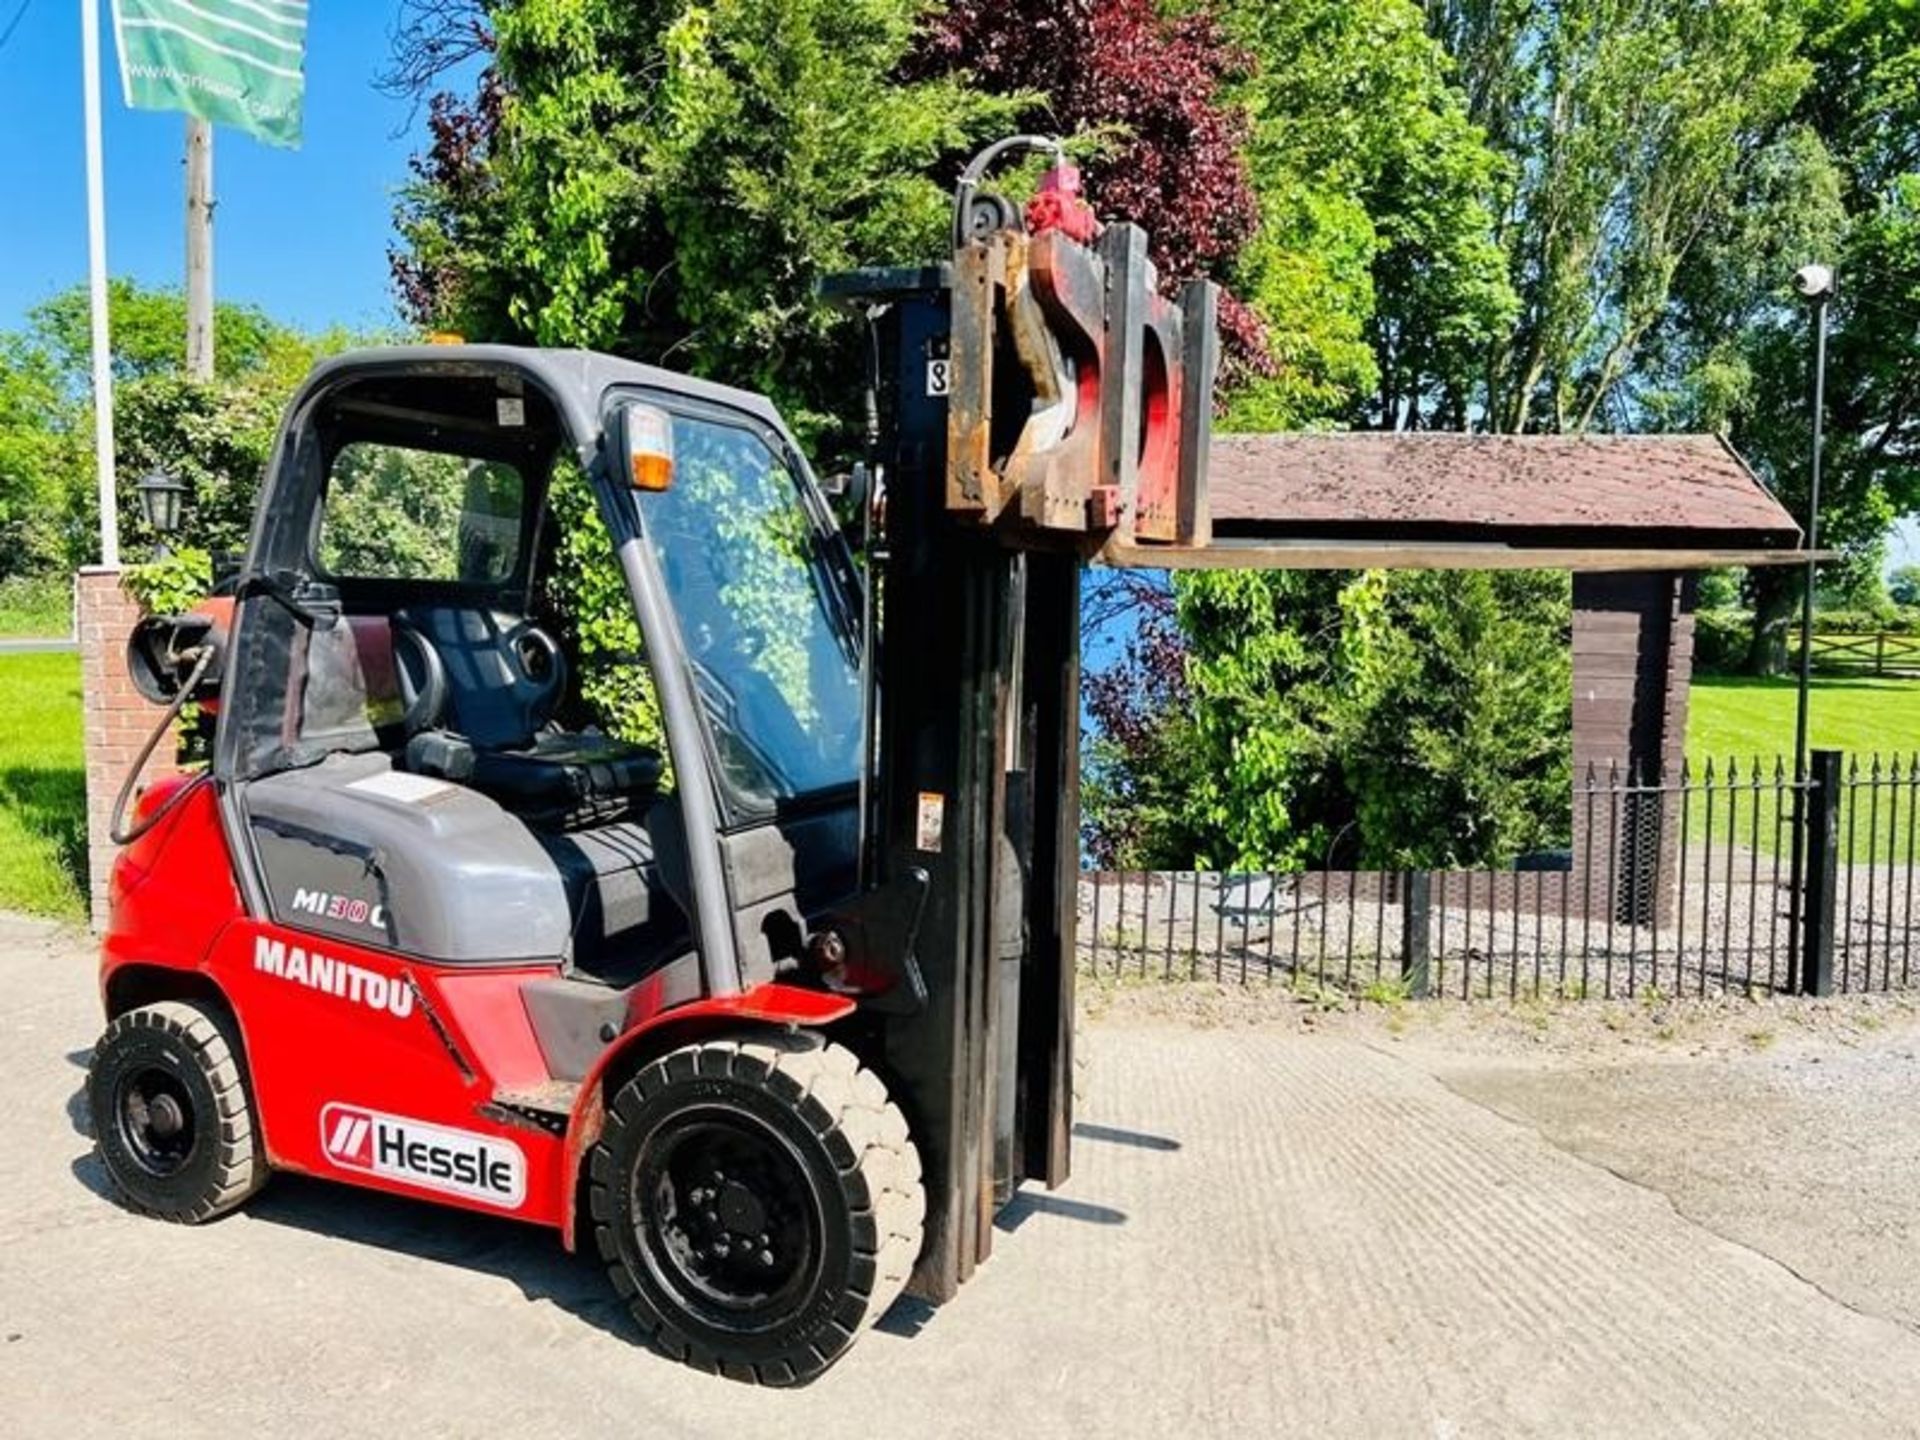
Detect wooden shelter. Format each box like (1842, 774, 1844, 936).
(1108, 431, 1807, 922)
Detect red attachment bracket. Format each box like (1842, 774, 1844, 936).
(1024, 163, 1099, 245)
(944, 216, 1219, 548)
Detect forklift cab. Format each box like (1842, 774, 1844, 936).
(223, 351, 865, 995)
(97, 345, 941, 1383)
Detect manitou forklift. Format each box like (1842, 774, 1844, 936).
(86, 139, 1217, 1384)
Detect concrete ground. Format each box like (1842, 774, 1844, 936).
(6, 916, 1920, 1438)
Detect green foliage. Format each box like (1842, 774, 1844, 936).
(107, 374, 287, 567)
(0, 338, 85, 575)
(1652, 4, 1920, 671)
(394, 0, 1024, 757)
(1433, 0, 1816, 433)
(1692, 609, 1755, 674)
(669, 420, 824, 722)
(1890, 564, 1920, 607)
(1098, 568, 1573, 872)
(1694, 568, 1747, 610)
(0, 280, 350, 580)
(1223, 0, 1514, 429)
(1328, 569, 1572, 866)
(0, 575, 73, 639)
(121, 548, 214, 617)
(318, 444, 502, 581)
(538, 459, 665, 749)
(1081, 722, 1207, 875)
(395, 0, 1023, 446)
(24, 280, 303, 389)
(1806, 606, 1920, 635)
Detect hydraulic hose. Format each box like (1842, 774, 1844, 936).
(950, 134, 1063, 249)
(108, 644, 215, 846)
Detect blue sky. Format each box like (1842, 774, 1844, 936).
(2, 1, 432, 336)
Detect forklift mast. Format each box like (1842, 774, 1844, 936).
(828, 143, 1221, 1301)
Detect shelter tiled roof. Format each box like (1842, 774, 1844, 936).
(1205, 433, 1800, 548)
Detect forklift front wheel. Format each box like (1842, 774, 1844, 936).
(588, 1037, 924, 1386)
(85, 1000, 265, 1223)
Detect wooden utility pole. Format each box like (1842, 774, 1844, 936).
(185, 117, 214, 381)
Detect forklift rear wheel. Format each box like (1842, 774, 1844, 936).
(86, 1000, 265, 1223)
(589, 1037, 924, 1386)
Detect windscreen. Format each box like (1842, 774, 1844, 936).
(629, 405, 861, 815)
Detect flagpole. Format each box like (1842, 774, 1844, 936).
(80, 0, 119, 567)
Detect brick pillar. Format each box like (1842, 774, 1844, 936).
(79, 567, 180, 931)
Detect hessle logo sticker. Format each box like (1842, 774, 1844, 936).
(320, 1104, 526, 1209)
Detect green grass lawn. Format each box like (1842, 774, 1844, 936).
(0, 575, 73, 638)
(1684, 676, 1919, 863)
(1688, 675, 1920, 765)
(0, 653, 86, 918)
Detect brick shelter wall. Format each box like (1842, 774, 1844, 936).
(79, 567, 180, 930)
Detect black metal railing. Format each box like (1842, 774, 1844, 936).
(1078, 749, 1919, 1001)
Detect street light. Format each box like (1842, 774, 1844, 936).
(1791, 264, 1832, 784)
(134, 468, 186, 539)
(1786, 262, 1833, 992)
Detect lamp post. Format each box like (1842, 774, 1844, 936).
(1791, 266, 1832, 784)
(134, 469, 187, 556)
(1786, 263, 1832, 991)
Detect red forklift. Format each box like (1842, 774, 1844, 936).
(86, 140, 1217, 1385)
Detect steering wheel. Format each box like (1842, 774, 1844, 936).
(391, 618, 450, 737)
(503, 619, 568, 727)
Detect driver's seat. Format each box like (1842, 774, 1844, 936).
(394, 605, 664, 829)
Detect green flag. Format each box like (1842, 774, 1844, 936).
(110, 0, 307, 148)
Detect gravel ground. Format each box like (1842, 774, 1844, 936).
(10, 914, 1920, 1436)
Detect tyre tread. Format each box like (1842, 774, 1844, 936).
(90, 999, 264, 1223)
(587, 1035, 924, 1386)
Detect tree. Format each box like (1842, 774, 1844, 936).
(0, 338, 82, 576)
(392, 0, 1023, 442)
(24, 280, 289, 389)
(1428, 0, 1815, 433)
(1730, 191, 1920, 667)
(1222, 0, 1514, 430)
(1082, 1, 1551, 866)
(1085, 566, 1573, 871)
(0, 281, 342, 577)
(1890, 563, 1920, 607)
(1659, 2, 1920, 670)
(908, 0, 1273, 385)
(107, 373, 291, 567)
(1081, 575, 1202, 867)
(389, 0, 1030, 745)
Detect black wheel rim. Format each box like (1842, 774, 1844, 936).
(114, 1065, 198, 1178)
(632, 1106, 824, 1332)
